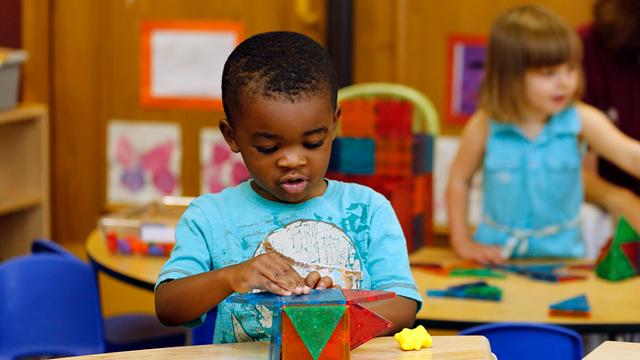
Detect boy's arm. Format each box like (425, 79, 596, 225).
(362, 296, 417, 334)
(584, 168, 640, 231)
(580, 102, 640, 179)
(447, 111, 503, 264)
(156, 252, 311, 326)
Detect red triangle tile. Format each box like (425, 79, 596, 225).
(348, 303, 392, 350)
(340, 289, 395, 304)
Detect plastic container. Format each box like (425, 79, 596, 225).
(0, 48, 28, 110)
(99, 196, 192, 256)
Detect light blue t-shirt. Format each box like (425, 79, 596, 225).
(474, 106, 586, 258)
(156, 179, 421, 344)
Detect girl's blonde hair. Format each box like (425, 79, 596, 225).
(479, 5, 584, 123)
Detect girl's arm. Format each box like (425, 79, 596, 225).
(446, 111, 504, 264)
(580, 102, 640, 179)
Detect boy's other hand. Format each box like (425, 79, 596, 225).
(304, 271, 334, 290)
(453, 240, 505, 265)
(227, 253, 310, 296)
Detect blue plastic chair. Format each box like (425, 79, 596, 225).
(0, 254, 105, 359)
(191, 307, 218, 345)
(459, 322, 583, 360)
(31, 239, 187, 352)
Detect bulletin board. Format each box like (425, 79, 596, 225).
(140, 21, 243, 110)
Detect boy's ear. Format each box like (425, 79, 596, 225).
(331, 105, 341, 139)
(219, 119, 240, 153)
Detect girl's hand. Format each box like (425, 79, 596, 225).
(226, 253, 311, 296)
(453, 240, 505, 265)
(304, 271, 334, 289)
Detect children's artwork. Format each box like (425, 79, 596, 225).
(141, 21, 242, 110)
(433, 136, 482, 231)
(446, 35, 486, 124)
(200, 127, 250, 194)
(107, 120, 181, 204)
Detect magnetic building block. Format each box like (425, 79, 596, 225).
(228, 289, 394, 360)
(549, 294, 591, 318)
(328, 138, 375, 175)
(596, 217, 640, 281)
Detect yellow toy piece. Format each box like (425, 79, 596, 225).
(394, 325, 433, 351)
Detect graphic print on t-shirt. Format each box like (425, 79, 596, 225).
(230, 219, 363, 342)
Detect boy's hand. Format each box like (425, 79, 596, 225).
(453, 239, 505, 265)
(227, 253, 311, 296)
(304, 271, 334, 289)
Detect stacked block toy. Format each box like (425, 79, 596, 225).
(328, 83, 440, 251)
(228, 288, 394, 360)
(596, 217, 640, 281)
(549, 294, 591, 317)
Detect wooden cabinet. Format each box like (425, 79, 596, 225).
(0, 103, 49, 259)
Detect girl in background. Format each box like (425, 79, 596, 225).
(447, 4, 640, 264)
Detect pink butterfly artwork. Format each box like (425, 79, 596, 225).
(201, 128, 250, 194)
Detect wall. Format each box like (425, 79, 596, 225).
(21, 0, 596, 245)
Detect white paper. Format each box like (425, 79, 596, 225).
(433, 136, 482, 229)
(200, 127, 250, 194)
(151, 30, 237, 98)
(107, 120, 182, 204)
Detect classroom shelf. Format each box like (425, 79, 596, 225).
(0, 103, 50, 260)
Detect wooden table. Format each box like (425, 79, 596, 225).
(582, 341, 640, 360)
(59, 336, 492, 359)
(86, 229, 163, 290)
(411, 247, 640, 333)
(87, 230, 640, 333)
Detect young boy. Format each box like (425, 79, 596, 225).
(155, 31, 421, 344)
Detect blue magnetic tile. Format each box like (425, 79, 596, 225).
(227, 288, 347, 306)
(329, 137, 375, 175)
(411, 214, 425, 251)
(448, 281, 488, 292)
(412, 134, 433, 174)
(269, 306, 282, 360)
(426, 290, 448, 298)
(550, 294, 590, 312)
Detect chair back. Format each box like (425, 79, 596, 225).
(459, 322, 583, 360)
(31, 238, 80, 261)
(0, 254, 105, 359)
(191, 307, 218, 345)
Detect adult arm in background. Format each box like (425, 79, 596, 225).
(584, 168, 640, 232)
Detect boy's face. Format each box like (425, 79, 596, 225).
(220, 93, 339, 203)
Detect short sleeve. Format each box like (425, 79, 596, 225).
(366, 200, 422, 311)
(155, 204, 214, 288)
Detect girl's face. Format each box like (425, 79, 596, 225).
(523, 62, 579, 119)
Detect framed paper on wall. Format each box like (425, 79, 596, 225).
(140, 21, 243, 110)
(107, 120, 182, 205)
(445, 35, 486, 124)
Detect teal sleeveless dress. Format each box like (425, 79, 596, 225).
(474, 106, 586, 258)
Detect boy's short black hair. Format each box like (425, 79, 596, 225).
(221, 31, 337, 123)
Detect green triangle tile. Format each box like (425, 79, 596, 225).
(284, 305, 346, 360)
(596, 245, 636, 281)
(614, 217, 640, 244)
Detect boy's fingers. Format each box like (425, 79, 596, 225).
(305, 271, 321, 288)
(259, 274, 292, 296)
(316, 276, 333, 289)
(268, 254, 306, 294)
